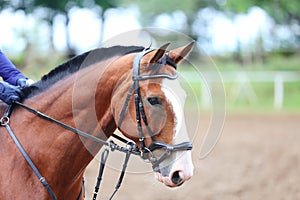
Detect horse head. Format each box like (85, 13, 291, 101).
(112, 41, 195, 187)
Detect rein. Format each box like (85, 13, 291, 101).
(1, 101, 139, 200)
(0, 104, 58, 200)
(0, 48, 192, 199)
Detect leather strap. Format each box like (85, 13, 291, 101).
(1, 112, 58, 200)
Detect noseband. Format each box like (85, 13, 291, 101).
(117, 49, 193, 172)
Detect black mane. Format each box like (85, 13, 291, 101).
(22, 45, 144, 99)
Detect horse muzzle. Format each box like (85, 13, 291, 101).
(154, 150, 194, 187)
(143, 142, 193, 187)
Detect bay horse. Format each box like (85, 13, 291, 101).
(0, 41, 194, 199)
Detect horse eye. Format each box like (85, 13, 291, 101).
(147, 97, 161, 105)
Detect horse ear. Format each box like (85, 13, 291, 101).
(148, 42, 170, 64)
(168, 41, 195, 64)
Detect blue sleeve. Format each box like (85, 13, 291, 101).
(0, 50, 27, 86)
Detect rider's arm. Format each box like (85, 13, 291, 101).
(0, 50, 28, 86)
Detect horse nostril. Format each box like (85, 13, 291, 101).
(171, 171, 183, 185)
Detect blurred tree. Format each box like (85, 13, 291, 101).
(1, 0, 116, 55)
(0, 0, 33, 12)
(254, 0, 300, 50)
(32, 0, 70, 53)
(222, 0, 300, 45)
(223, 0, 300, 25)
(93, 0, 116, 44)
(0, 0, 72, 54)
(0, 0, 37, 68)
(0, 0, 9, 9)
(119, 0, 216, 40)
(33, 0, 116, 55)
(218, 0, 300, 62)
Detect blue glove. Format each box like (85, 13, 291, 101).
(0, 82, 22, 104)
(17, 78, 34, 88)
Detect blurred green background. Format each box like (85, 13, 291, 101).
(0, 0, 299, 113)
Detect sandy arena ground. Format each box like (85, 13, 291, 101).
(84, 113, 300, 200)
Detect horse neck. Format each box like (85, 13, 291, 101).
(25, 55, 134, 133)
(10, 55, 134, 196)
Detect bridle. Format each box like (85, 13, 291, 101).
(117, 48, 192, 172)
(0, 48, 192, 200)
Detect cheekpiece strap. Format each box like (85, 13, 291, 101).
(117, 48, 154, 129)
(132, 48, 154, 81)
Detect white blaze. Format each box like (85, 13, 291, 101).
(160, 79, 194, 185)
(162, 79, 187, 134)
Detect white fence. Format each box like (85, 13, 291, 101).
(181, 71, 300, 110)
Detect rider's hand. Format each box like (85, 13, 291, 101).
(17, 78, 34, 88)
(0, 82, 22, 104)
